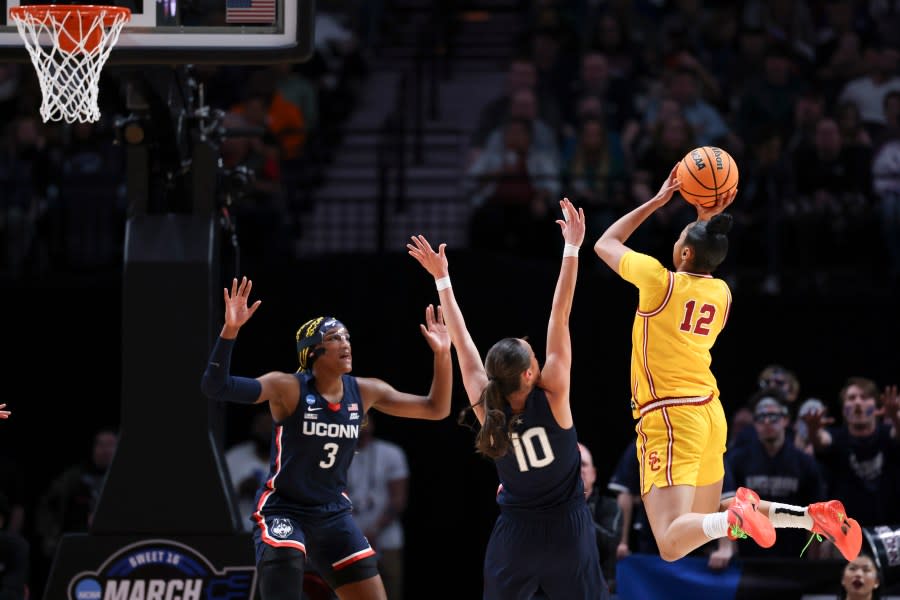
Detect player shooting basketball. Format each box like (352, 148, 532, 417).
(592, 163, 863, 563)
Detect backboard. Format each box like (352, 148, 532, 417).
(0, 0, 314, 64)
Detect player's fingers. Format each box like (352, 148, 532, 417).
(417, 235, 435, 253)
(409, 235, 425, 252)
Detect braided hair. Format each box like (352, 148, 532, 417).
(295, 316, 345, 372)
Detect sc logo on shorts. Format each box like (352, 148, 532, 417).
(648, 451, 661, 471)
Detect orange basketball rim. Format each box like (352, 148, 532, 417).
(8, 4, 131, 123)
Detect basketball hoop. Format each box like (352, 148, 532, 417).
(9, 4, 131, 123)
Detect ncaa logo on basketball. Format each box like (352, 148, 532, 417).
(690, 149, 706, 170)
(66, 539, 254, 600)
(271, 518, 294, 539)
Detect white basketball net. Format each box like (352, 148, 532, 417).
(10, 7, 130, 123)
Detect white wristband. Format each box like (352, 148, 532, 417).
(435, 276, 451, 291)
(563, 244, 580, 258)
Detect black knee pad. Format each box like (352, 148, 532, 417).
(325, 553, 380, 589)
(258, 545, 306, 600)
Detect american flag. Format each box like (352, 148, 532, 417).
(225, 0, 277, 24)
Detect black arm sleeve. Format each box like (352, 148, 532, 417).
(200, 336, 262, 404)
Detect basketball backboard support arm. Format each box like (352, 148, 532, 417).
(1, 0, 314, 65)
(110, 64, 236, 216)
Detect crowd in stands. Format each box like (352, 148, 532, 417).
(0, 1, 898, 299)
(463, 0, 900, 296)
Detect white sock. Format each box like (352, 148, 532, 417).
(768, 502, 814, 529)
(702, 511, 730, 539)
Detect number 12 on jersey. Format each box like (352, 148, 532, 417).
(679, 300, 716, 335)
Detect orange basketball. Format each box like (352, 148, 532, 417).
(676, 146, 739, 208)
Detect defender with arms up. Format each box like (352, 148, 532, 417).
(201, 277, 452, 600)
(408, 198, 610, 600)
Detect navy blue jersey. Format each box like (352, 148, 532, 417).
(484, 389, 609, 599)
(726, 440, 825, 557)
(494, 388, 583, 509)
(254, 373, 364, 517)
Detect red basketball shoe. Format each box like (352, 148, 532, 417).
(807, 500, 862, 561)
(727, 487, 776, 548)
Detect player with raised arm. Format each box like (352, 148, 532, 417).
(200, 277, 452, 600)
(408, 198, 610, 600)
(592, 164, 862, 563)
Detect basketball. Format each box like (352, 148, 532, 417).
(676, 146, 739, 208)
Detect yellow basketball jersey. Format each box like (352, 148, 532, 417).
(619, 250, 731, 419)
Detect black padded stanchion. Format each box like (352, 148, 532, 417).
(42, 215, 256, 599)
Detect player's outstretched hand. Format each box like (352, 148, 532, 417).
(407, 235, 449, 280)
(224, 276, 262, 330)
(0, 404, 10, 420)
(652, 163, 681, 206)
(419, 304, 450, 355)
(556, 197, 585, 248)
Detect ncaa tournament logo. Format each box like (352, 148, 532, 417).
(67, 539, 256, 600)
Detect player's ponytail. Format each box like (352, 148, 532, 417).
(707, 213, 734, 236)
(470, 338, 532, 459)
(685, 213, 732, 273)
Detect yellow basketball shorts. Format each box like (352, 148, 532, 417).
(634, 397, 726, 496)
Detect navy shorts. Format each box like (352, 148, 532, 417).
(483, 501, 610, 600)
(253, 508, 375, 586)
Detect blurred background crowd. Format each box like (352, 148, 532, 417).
(1, 0, 900, 296)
